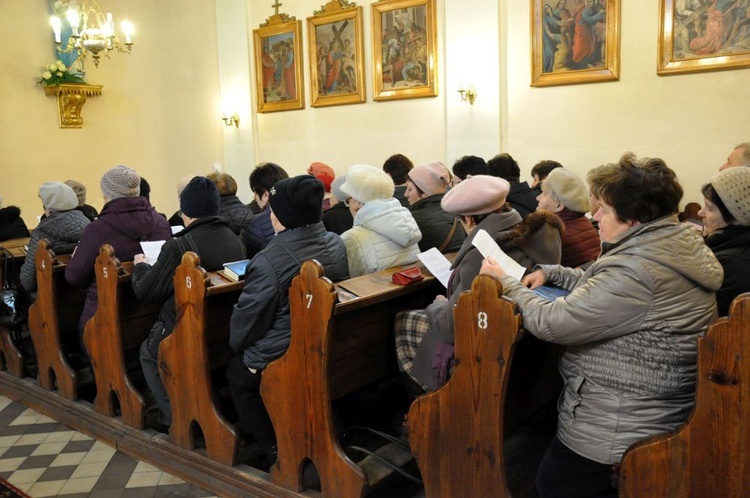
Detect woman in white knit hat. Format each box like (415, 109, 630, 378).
(340, 164, 422, 277)
(699, 166, 750, 315)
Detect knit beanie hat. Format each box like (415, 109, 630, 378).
(331, 175, 347, 203)
(341, 164, 394, 203)
(269, 175, 324, 229)
(408, 162, 451, 196)
(180, 176, 221, 219)
(441, 175, 510, 216)
(308, 162, 335, 193)
(39, 181, 78, 212)
(710, 167, 750, 225)
(64, 180, 87, 207)
(100, 165, 140, 199)
(543, 168, 590, 213)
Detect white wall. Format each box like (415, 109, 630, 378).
(502, 1, 750, 203)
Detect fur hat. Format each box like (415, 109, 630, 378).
(308, 162, 335, 193)
(64, 180, 86, 207)
(180, 176, 221, 219)
(441, 175, 510, 215)
(331, 175, 347, 203)
(341, 164, 394, 203)
(39, 182, 78, 212)
(408, 162, 451, 196)
(100, 165, 140, 200)
(543, 168, 590, 213)
(710, 167, 750, 225)
(269, 175, 325, 229)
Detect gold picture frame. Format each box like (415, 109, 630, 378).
(308, 1, 366, 107)
(253, 13, 305, 113)
(531, 0, 620, 87)
(371, 0, 438, 101)
(658, 0, 750, 75)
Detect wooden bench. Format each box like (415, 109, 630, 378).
(27, 240, 85, 399)
(0, 237, 30, 376)
(619, 293, 750, 497)
(260, 259, 444, 495)
(83, 244, 160, 429)
(159, 252, 243, 465)
(407, 274, 523, 498)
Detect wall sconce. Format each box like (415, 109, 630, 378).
(457, 86, 477, 105)
(221, 113, 240, 128)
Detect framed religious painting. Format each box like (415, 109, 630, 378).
(658, 0, 750, 75)
(531, 0, 620, 87)
(371, 0, 438, 101)
(308, 1, 366, 107)
(253, 14, 305, 112)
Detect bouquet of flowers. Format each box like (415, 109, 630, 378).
(38, 60, 86, 87)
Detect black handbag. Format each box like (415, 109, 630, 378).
(0, 248, 25, 327)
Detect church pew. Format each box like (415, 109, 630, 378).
(406, 274, 523, 498)
(159, 252, 243, 466)
(261, 259, 443, 495)
(26, 240, 85, 398)
(0, 237, 30, 376)
(83, 244, 160, 429)
(619, 293, 750, 497)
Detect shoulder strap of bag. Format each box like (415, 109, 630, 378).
(438, 218, 458, 253)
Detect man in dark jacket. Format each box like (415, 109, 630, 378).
(132, 177, 246, 431)
(488, 153, 539, 218)
(207, 171, 253, 235)
(65, 165, 172, 340)
(228, 175, 348, 468)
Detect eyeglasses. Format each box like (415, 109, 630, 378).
(344, 197, 353, 207)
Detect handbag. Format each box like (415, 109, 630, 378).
(0, 248, 25, 327)
(392, 267, 423, 286)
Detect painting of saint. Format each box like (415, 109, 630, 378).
(542, 0, 607, 73)
(260, 32, 298, 104)
(672, 0, 750, 59)
(315, 20, 358, 96)
(379, 7, 429, 88)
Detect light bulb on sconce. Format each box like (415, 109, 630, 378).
(457, 86, 477, 105)
(221, 113, 240, 128)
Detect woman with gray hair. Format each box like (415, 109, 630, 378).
(481, 153, 723, 497)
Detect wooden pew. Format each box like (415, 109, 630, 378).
(619, 294, 750, 497)
(406, 274, 523, 498)
(27, 240, 85, 398)
(159, 252, 242, 465)
(83, 244, 160, 429)
(0, 237, 30, 376)
(260, 259, 443, 495)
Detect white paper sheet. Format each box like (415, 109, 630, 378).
(471, 229, 526, 281)
(140, 240, 167, 264)
(417, 247, 452, 288)
(171, 225, 184, 234)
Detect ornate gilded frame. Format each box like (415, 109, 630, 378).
(658, 0, 750, 75)
(253, 12, 305, 113)
(371, 0, 438, 101)
(308, 1, 366, 107)
(531, 0, 620, 87)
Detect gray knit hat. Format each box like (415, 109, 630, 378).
(39, 182, 78, 212)
(710, 167, 750, 225)
(65, 180, 87, 207)
(100, 165, 140, 200)
(543, 168, 590, 213)
(330, 175, 347, 203)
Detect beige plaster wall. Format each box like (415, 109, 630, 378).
(0, 0, 224, 228)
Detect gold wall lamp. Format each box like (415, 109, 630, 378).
(221, 113, 240, 128)
(44, 83, 103, 128)
(457, 86, 477, 105)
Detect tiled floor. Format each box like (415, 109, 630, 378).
(0, 396, 217, 497)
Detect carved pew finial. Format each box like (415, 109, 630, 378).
(407, 274, 523, 498)
(262, 259, 367, 496)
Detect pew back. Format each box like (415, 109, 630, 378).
(0, 237, 30, 376)
(619, 294, 750, 497)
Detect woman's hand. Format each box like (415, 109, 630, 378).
(433, 294, 448, 303)
(521, 269, 546, 289)
(480, 257, 506, 279)
(133, 253, 149, 266)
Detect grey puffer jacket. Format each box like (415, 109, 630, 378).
(500, 216, 723, 465)
(20, 209, 90, 292)
(341, 198, 422, 277)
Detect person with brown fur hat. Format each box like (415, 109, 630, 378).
(395, 175, 563, 393)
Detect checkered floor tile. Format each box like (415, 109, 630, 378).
(0, 396, 218, 497)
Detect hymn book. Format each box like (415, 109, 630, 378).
(222, 259, 251, 282)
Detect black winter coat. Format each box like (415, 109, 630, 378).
(507, 181, 539, 219)
(0, 206, 30, 242)
(219, 195, 253, 235)
(704, 224, 750, 316)
(409, 194, 465, 253)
